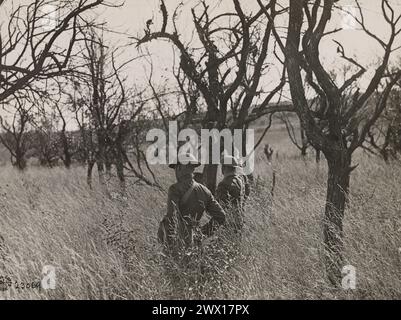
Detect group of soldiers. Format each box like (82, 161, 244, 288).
(157, 153, 250, 260)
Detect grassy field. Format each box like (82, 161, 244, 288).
(0, 124, 400, 300)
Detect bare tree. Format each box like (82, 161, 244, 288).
(0, 97, 34, 170)
(71, 95, 98, 187)
(55, 101, 74, 169)
(0, 1, 114, 170)
(135, 0, 290, 193)
(68, 27, 159, 191)
(44, 87, 75, 169)
(0, 0, 111, 104)
(278, 112, 310, 157)
(261, 0, 401, 285)
(363, 85, 401, 162)
(31, 112, 60, 168)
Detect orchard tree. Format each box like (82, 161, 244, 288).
(0, 97, 35, 170)
(260, 0, 401, 285)
(135, 0, 290, 193)
(0, 0, 110, 103)
(68, 27, 159, 190)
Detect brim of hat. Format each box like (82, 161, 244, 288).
(169, 162, 201, 169)
(222, 163, 241, 168)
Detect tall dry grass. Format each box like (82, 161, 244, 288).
(0, 151, 400, 300)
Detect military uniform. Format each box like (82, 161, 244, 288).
(217, 173, 247, 232)
(158, 154, 226, 255)
(157, 154, 226, 296)
(216, 153, 250, 233)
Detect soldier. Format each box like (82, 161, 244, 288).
(216, 155, 249, 234)
(158, 153, 226, 258)
(193, 171, 204, 185)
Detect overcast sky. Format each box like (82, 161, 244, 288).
(92, 0, 401, 93)
(2, 0, 401, 106)
(2, 0, 401, 84)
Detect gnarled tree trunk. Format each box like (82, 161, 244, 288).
(203, 164, 218, 194)
(323, 149, 351, 286)
(316, 148, 321, 163)
(60, 132, 72, 169)
(87, 160, 96, 189)
(14, 148, 27, 171)
(115, 146, 126, 193)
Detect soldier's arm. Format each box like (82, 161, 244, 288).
(216, 181, 230, 204)
(201, 188, 226, 236)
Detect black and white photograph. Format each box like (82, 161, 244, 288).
(0, 0, 401, 303)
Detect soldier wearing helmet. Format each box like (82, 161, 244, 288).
(158, 152, 226, 257)
(216, 154, 250, 234)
